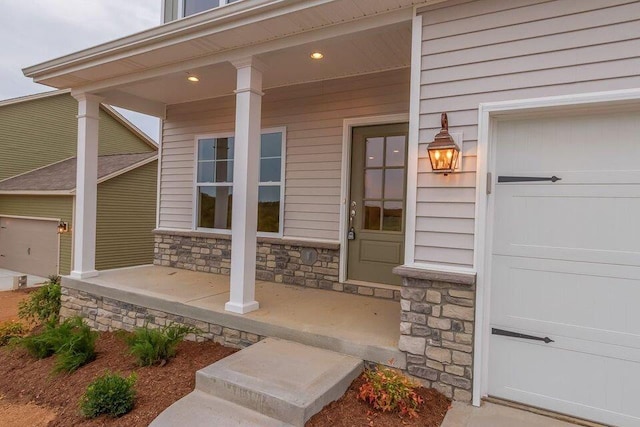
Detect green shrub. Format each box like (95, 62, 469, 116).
(80, 372, 137, 418)
(0, 321, 26, 346)
(126, 323, 197, 366)
(18, 276, 61, 326)
(19, 317, 97, 373)
(358, 365, 424, 418)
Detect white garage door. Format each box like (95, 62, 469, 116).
(488, 108, 640, 426)
(0, 217, 59, 278)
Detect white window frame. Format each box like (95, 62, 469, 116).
(192, 127, 286, 238)
(179, 0, 238, 18)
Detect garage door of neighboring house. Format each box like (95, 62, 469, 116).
(0, 217, 59, 278)
(488, 108, 640, 426)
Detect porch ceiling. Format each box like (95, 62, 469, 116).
(22, 0, 433, 115)
(113, 22, 411, 106)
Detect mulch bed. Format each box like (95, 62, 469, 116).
(307, 375, 451, 427)
(0, 288, 36, 322)
(0, 332, 237, 426)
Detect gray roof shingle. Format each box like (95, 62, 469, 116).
(0, 152, 156, 192)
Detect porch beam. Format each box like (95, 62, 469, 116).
(70, 93, 102, 279)
(225, 57, 265, 315)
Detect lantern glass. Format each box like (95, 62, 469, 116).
(428, 147, 459, 172)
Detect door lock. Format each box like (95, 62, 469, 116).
(348, 201, 356, 240)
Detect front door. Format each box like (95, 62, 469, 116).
(347, 124, 408, 286)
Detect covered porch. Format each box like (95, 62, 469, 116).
(24, 0, 421, 316)
(61, 265, 405, 368)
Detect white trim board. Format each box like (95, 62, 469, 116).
(339, 113, 410, 283)
(471, 88, 640, 408)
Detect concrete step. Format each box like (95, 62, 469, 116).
(150, 390, 293, 427)
(195, 337, 363, 427)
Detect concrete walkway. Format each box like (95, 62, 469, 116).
(151, 338, 363, 427)
(442, 402, 582, 427)
(0, 269, 46, 291)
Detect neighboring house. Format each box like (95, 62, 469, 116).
(0, 91, 158, 277)
(22, 1, 640, 425)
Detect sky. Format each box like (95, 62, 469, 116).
(0, 0, 162, 141)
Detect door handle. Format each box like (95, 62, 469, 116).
(492, 328, 554, 344)
(27, 248, 31, 255)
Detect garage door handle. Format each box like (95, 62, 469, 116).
(492, 328, 554, 344)
(498, 176, 561, 183)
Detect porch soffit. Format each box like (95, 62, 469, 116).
(22, 0, 439, 97)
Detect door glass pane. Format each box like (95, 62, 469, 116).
(198, 186, 233, 229)
(365, 137, 384, 167)
(215, 137, 234, 161)
(260, 158, 281, 183)
(258, 186, 280, 233)
(383, 201, 403, 231)
(364, 169, 383, 199)
(197, 161, 214, 183)
(364, 201, 381, 230)
(215, 160, 233, 183)
(384, 169, 404, 199)
(386, 136, 406, 167)
(261, 133, 282, 158)
(198, 138, 215, 161)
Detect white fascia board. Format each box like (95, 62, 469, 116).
(0, 190, 74, 196)
(0, 89, 70, 108)
(100, 104, 160, 149)
(22, 0, 338, 81)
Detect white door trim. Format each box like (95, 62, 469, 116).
(472, 87, 640, 407)
(339, 113, 410, 283)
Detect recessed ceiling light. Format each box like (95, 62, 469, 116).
(187, 75, 199, 82)
(368, 156, 375, 160)
(393, 150, 400, 153)
(310, 52, 324, 60)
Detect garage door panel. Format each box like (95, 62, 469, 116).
(493, 184, 640, 265)
(0, 217, 58, 277)
(491, 256, 640, 349)
(490, 338, 640, 426)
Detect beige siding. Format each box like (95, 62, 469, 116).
(96, 161, 158, 270)
(417, 0, 640, 267)
(160, 69, 410, 241)
(0, 195, 73, 275)
(0, 93, 155, 181)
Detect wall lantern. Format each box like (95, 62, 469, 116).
(427, 113, 461, 174)
(57, 221, 69, 234)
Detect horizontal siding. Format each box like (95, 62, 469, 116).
(0, 93, 155, 182)
(0, 195, 73, 275)
(417, 0, 640, 267)
(96, 161, 158, 270)
(160, 69, 410, 241)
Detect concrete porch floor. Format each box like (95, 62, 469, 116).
(63, 265, 405, 368)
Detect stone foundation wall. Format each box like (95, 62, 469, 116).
(153, 230, 400, 301)
(395, 267, 476, 403)
(60, 287, 263, 349)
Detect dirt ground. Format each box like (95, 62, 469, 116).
(0, 398, 57, 427)
(307, 374, 451, 427)
(0, 289, 33, 322)
(0, 332, 237, 426)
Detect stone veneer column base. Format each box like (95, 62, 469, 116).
(153, 229, 400, 301)
(394, 266, 476, 403)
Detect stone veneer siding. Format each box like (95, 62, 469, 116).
(154, 230, 400, 301)
(394, 266, 476, 403)
(60, 287, 264, 349)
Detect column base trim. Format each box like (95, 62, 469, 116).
(69, 270, 99, 279)
(225, 300, 260, 314)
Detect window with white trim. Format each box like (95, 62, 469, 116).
(195, 130, 285, 235)
(182, 0, 240, 17)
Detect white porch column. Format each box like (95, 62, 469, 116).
(225, 57, 265, 314)
(70, 93, 102, 279)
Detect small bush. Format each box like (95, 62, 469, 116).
(358, 366, 424, 418)
(0, 321, 26, 346)
(80, 372, 137, 418)
(126, 323, 197, 367)
(18, 276, 61, 326)
(19, 317, 97, 373)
